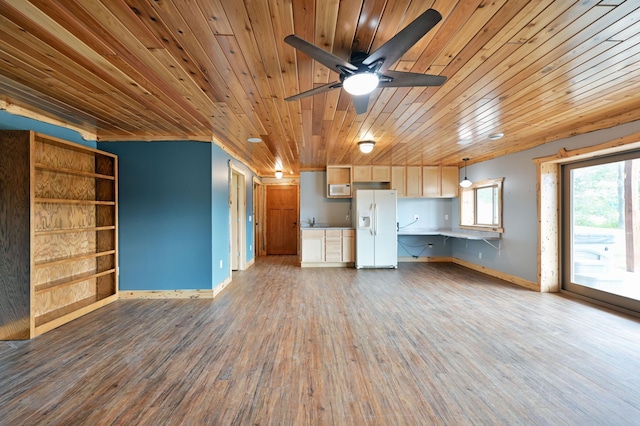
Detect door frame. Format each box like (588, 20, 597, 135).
(535, 135, 640, 300)
(229, 162, 247, 271)
(253, 176, 266, 257)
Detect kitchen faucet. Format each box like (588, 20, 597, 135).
(311, 217, 315, 227)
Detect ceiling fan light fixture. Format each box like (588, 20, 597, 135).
(358, 140, 376, 154)
(460, 158, 472, 188)
(275, 170, 283, 179)
(343, 73, 379, 96)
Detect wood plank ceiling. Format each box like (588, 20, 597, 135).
(2, 0, 640, 176)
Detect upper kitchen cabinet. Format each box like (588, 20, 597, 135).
(392, 166, 424, 198)
(391, 167, 407, 197)
(423, 166, 459, 198)
(406, 166, 422, 198)
(326, 165, 352, 198)
(353, 165, 391, 182)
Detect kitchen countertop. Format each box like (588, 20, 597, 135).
(300, 225, 354, 230)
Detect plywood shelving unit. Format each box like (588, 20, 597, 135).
(0, 130, 118, 339)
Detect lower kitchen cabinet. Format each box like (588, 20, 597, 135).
(301, 230, 324, 262)
(300, 228, 354, 267)
(341, 229, 355, 262)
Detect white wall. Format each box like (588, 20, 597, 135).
(451, 119, 640, 283)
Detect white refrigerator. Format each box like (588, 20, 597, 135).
(354, 189, 398, 269)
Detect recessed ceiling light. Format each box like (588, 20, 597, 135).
(457, 139, 472, 145)
(247, 137, 262, 143)
(489, 133, 504, 140)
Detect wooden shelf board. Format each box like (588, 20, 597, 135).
(34, 198, 115, 205)
(34, 294, 118, 333)
(35, 226, 116, 236)
(35, 269, 116, 294)
(34, 250, 116, 268)
(35, 163, 115, 180)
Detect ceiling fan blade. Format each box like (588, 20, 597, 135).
(351, 94, 370, 115)
(363, 8, 442, 72)
(285, 82, 342, 101)
(380, 70, 447, 87)
(285, 35, 357, 74)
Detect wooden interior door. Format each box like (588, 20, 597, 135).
(266, 185, 298, 255)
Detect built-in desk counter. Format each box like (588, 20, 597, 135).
(398, 228, 501, 250)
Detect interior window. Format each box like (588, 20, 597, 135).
(459, 177, 504, 232)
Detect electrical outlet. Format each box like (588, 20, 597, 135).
(445, 214, 449, 220)
(479, 252, 482, 259)
(427, 243, 433, 248)
(250, 244, 252, 251)
(219, 260, 223, 268)
(413, 214, 419, 221)
(346, 214, 349, 221)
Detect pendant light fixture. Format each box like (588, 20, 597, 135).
(358, 140, 375, 154)
(459, 158, 472, 188)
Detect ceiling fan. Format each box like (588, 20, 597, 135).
(284, 8, 447, 114)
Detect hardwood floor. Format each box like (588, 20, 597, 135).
(1, 256, 639, 425)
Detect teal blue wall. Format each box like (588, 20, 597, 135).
(98, 142, 214, 290)
(98, 141, 256, 291)
(1, 109, 256, 292)
(0, 110, 96, 148)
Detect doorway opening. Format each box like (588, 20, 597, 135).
(230, 164, 247, 271)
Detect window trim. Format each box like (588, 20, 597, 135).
(459, 177, 505, 233)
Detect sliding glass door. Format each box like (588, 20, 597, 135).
(562, 151, 640, 313)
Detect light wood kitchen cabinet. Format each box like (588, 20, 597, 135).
(353, 165, 391, 182)
(300, 229, 354, 266)
(326, 165, 352, 198)
(391, 166, 407, 197)
(392, 166, 424, 198)
(406, 166, 422, 197)
(423, 165, 459, 198)
(341, 230, 355, 262)
(440, 166, 460, 197)
(301, 229, 324, 262)
(324, 230, 342, 262)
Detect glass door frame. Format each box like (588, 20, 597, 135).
(561, 150, 640, 314)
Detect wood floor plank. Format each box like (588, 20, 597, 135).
(1, 256, 639, 425)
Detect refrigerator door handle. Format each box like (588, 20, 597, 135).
(373, 203, 378, 236)
(369, 204, 374, 236)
